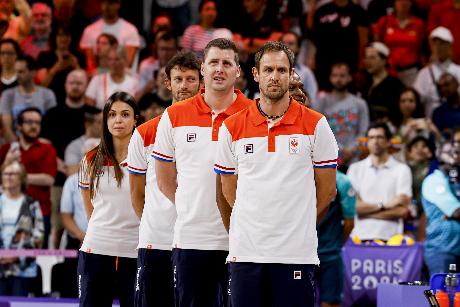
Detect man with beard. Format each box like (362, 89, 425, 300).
(214, 41, 338, 306)
(314, 62, 369, 170)
(0, 107, 57, 248)
(347, 122, 412, 241)
(128, 51, 202, 307)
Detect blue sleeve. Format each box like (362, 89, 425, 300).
(60, 175, 77, 214)
(422, 170, 460, 217)
(337, 171, 356, 219)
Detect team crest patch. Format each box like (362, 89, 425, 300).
(289, 137, 300, 154)
(187, 133, 196, 142)
(244, 144, 254, 154)
(294, 271, 301, 279)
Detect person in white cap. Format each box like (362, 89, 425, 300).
(414, 26, 460, 117)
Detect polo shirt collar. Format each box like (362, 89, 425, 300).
(250, 97, 300, 126)
(365, 155, 396, 169)
(194, 88, 248, 115)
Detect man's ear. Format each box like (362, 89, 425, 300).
(164, 79, 171, 91)
(252, 67, 259, 83)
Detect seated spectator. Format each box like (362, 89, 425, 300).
(0, 107, 57, 249)
(150, 0, 190, 36)
(414, 27, 460, 117)
(0, 0, 31, 43)
(181, 0, 232, 60)
(0, 38, 21, 94)
(432, 72, 460, 138)
(360, 42, 404, 123)
(136, 67, 171, 110)
(64, 113, 102, 175)
(289, 71, 309, 107)
(79, 0, 141, 72)
(0, 55, 56, 142)
(0, 161, 43, 297)
(314, 62, 369, 169)
(92, 33, 118, 76)
(422, 127, 460, 275)
(373, 0, 425, 86)
(36, 26, 85, 103)
(281, 31, 318, 102)
(136, 31, 177, 101)
(347, 122, 412, 241)
(85, 46, 138, 109)
(20, 2, 52, 59)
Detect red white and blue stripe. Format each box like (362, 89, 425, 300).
(78, 181, 90, 189)
(151, 151, 174, 162)
(313, 159, 337, 169)
(127, 165, 147, 175)
(214, 164, 236, 175)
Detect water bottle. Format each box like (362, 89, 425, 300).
(445, 263, 458, 305)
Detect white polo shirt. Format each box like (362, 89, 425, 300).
(127, 116, 176, 250)
(347, 156, 412, 240)
(152, 89, 252, 251)
(214, 100, 338, 264)
(79, 151, 139, 258)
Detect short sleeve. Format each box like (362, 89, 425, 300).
(61, 175, 77, 214)
(152, 110, 175, 162)
(64, 141, 82, 165)
(122, 22, 141, 47)
(78, 156, 90, 190)
(422, 171, 460, 217)
(127, 129, 147, 175)
(44, 89, 57, 111)
(337, 172, 356, 219)
(0, 89, 13, 115)
(79, 26, 94, 50)
(396, 164, 413, 198)
(312, 116, 339, 169)
(214, 123, 237, 175)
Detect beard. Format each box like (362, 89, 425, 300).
(22, 131, 39, 143)
(260, 84, 288, 102)
(332, 83, 348, 92)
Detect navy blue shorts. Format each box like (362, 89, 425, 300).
(134, 248, 174, 307)
(172, 248, 228, 307)
(317, 257, 343, 304)
(229, 262, 316, 307)
(77, 251, 137, 307)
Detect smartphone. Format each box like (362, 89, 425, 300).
(10, 142, 20, 151)
(424, 290, 441, 307)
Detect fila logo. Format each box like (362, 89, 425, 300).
(294, 271, 302, 280)
(187, 133, 196, 142)
(244, 144, 254, 154)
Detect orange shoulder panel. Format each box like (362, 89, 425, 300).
(167, 97, 211, 128)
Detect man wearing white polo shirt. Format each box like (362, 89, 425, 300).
(347, 122, 412, 241)
(214, 41, 338, 306)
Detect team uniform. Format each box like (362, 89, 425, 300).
(214, 99, 338, 306)
(152, 89, 252, 307)
(127, 116, 176, 307)
(78, 151, 139, 307)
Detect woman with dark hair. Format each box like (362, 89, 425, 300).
(78, 91, 140, 307)
(0, 38, 21, 94)
(93, 33, 118, 75)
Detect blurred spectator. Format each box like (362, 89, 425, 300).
(315, 62, 369, 169)
(85, 46, 138, 109)
(136, 31, 177, 101)
(312, 0, 369, 89)
(432, 72, 460, 138)
(281, 31, 318, 102)
(421, 127, 460, 275)
(137, 67, 171, 113)
(360, 42, 404, 123)
(0, 107, 57, 249)
(36, 26, 85, 103)
(0, 55, 56, 143)
(20, 2, 52, 59)
(289, 71, 309, 107)
(79, 0, 141, 73)
(232, 0, 282, 55)
(93, 33, 118, 75)
(150, 0, 190, 36)
(347, 122, 412, 241)
(181, 0, 232, 60)
(0, 38, 20, 94)
(151, 13, 173, 36)
(0, 161, 43, 296)
(317, 171, 355, 307)
(389, 87, 441, 144)
(373, 0, 425, 86)
(0, 0, 31, 43)
(64, 113, 102, 175)
(428, 0, 460, 64)
(414, 27, 460, 117)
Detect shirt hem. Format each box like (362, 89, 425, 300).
(226, 255, 320, 265)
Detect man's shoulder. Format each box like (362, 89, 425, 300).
(119, 18, 139, 32)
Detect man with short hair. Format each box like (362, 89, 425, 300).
(315, 62, 369, 169)
(128, 51, 202, 307)
(154, 38, 252, 307)
(0, 107, 57, 248)
(289, 71, 309, 107)
(215, 41, 338, 306)
(0, 55, 56, 142)
(20, 2, 52, 59)
(432, 72, 460, 137)
(347, 122, 412, 241)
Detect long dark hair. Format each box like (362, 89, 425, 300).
(392, 87, 424, 128)
(86, 91, 139, 198)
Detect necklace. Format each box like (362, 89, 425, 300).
(257, 101, 288, 120)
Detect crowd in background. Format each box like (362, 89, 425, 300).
(0, 0, 458, 301)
